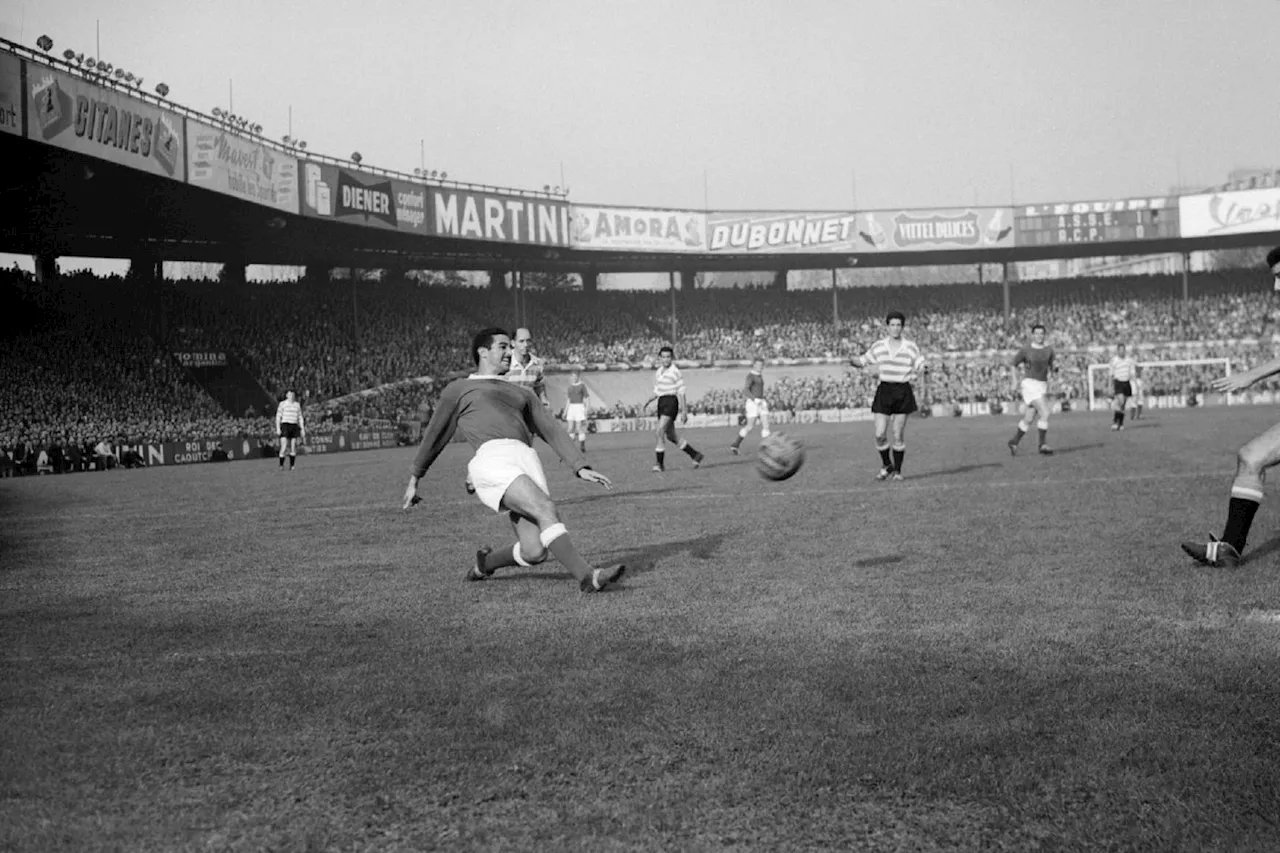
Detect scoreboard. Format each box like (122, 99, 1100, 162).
(1014, 197, 1180, 247)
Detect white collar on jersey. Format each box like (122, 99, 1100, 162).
(467, 373, 507, 380)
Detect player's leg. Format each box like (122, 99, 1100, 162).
(730, 408, 753, 454)
(1034, 397, 1053, 454)
(278, 433, 287, 467)
(481, 476, 624, 591)
(889, 413, 908, 479)
(1008, 401, 1035, 455)
(287, 435, 298, 469)
(654, 416, 672, 470)
(1183, 421, 1280, 566)
(671, 419, 703, 467)
(758, 404, 771, 438)
(873, 413, 893, 479)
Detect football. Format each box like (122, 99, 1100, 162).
(757, 433, 804, 481)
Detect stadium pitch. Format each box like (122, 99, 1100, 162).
(3, 407, 1279, 851)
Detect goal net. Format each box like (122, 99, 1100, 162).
(1086, 358, 1231, 411)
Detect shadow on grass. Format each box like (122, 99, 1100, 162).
(909, 463, 1004, 480)
(1245, 533, 1280, 564)
(489, 531, 736, 584)
(559, 484, 695, 506)
(1047, 442, 1106, 456)
(849, 554, 907, 568)
(1120, 422, 1161, 430)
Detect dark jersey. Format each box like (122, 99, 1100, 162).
(567, 381, 588, 404)
(744, 370, 764, 401)
(410, 375, 587, 478)
(1013, 344, 1055, 382)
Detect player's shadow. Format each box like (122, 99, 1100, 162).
(1245, 534, 1280, 564)
(488, 531, 734, 585)
(1049, 442, 1106, 456)
(910, 462, 1003, 480)
(1120, 422, 1160, 430)
(558, 484, 695, 506)
(849, 554, 907, 568)
(601, 530, 734, 576)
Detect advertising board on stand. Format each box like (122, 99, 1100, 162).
(1015, 196, 1178, 246)
(299, 162, 428, 233)
(852, 207, 1015, 252)
(1179, 187, 1280, 238)
(0, 52, 22, 136)
(570, 205, 706, 252)
(120, 428, 401, 468)
(707, 211, 858, 254)
(26, 60, 184, 180)
(428, 188, 570, 246)
(188, 120, 299, 213)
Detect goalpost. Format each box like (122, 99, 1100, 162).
(1086, 358, 1232, 411)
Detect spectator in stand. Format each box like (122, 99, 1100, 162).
(94, 438, 116, 471)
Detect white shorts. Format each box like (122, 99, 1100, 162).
(566, 403, 587, 423)
(467, 439, 549, 513)
(1021, 378, 1048, 407)
(745, 398, 769, 420)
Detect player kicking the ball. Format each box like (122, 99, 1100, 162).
(729, 357, 770, 455)
(1181, 246, 1280, 568)
(1008, 324, 1056, 456)
(402, 327, 625, 593)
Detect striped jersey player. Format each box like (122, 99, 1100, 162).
(849, 311, 925, 480)
(507, 327, 548, 406)
(1109, 343, 1137, 430)
(275, 390, 305, 470)
(1008, 324, 1055, 456)
(644, 345, 703, 472)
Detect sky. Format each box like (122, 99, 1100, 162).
(2, 0, 1277, 274)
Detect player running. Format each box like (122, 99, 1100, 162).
(1109, 343, 1137, 431)
(1181, 246, 1280, 568)
(729, 357, 771, 455)
(275, 390, 305, 470)
(643, 345, 704, 472)
(564, 369, 589, 453)
(1008, 324, 1056, 456)
(402, 327, 625, 593)
(849, 311, 925, 481)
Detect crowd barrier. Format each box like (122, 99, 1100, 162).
(113, 428, 400, 467)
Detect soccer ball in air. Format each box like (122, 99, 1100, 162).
(757, 433, 804, 481)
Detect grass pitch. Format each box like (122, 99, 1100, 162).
(3, 407, 1280, 852)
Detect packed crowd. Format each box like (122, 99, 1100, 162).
(3, 264, 1278, 472)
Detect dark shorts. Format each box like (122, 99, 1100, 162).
(872, 382, 917, 416)
(280, 422, 301, 440)
(1113, 380, 1133, 397)
(656, 395, 680, 419)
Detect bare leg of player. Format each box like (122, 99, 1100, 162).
(467, 476, 625, 591)
(654, 416, 672, 471)
(889, 413, 909, 480)
(1034, 398, 1053, 454)
(1183, 421, 1280, 567)
(730, 415, 756, 454)
(873, 413, 893, 479)
(1008, 405, 1035, 456)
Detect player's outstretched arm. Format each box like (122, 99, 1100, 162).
(1211, 356, 1280, 393)
(576, 467, 613, 490)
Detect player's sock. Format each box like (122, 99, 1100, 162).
(655, 450, 665, 469)
(1221, 491, 1262, 554)
(1117, 411, 1126, 427)
(1112, 411, 1121, 426)
(891, 447, 905, 474)
(1010, 426, 1026, 446)
(579, 439, 586, 452)
(289, 454, 296, 469)
(878, 446, 892, 468)
(541, 523, 592, 582)
(278, 455, 285, 467)
(731, 433, 744, 449)
(1037, 428, 1047, 448)
(681, 443, 700, 459)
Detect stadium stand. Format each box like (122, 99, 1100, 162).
(4, 264, 1279, 472)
